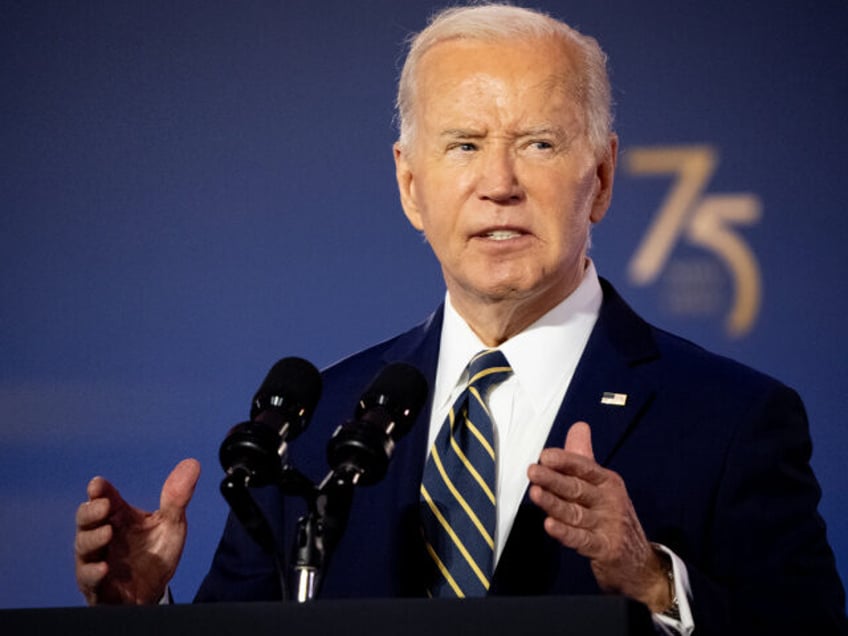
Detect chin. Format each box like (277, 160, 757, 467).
(474, 281, 540, 304)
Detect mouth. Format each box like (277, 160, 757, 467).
(476, 228, 528, 241)
(482, 230, 523, 240)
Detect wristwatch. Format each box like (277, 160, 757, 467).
(657, 549, 681, 621)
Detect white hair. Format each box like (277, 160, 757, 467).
(395, 3, 613, 154)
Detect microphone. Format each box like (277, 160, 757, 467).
(292, 362, 428, 602)
(219, 356, 322, 488)
(218, 357, 322, 568)
(325, 362, 428, 487)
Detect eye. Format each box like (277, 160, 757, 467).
(445, 140, 478, 154)
(530, 140, 553, 151)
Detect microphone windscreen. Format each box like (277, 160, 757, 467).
(250, 356, 322, 422)
(357, 362, 428, 438)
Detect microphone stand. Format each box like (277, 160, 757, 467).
(291, 469, 356, 602)
(289, 361, 428, 600)
(219, 456, 357, 603)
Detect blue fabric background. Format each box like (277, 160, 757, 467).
(1, 0, 845, 607)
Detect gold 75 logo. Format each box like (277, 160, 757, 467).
(624, 145, 762, 337)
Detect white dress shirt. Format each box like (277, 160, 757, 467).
(428, 261, 602, 563)
(425, 261, 693, 635)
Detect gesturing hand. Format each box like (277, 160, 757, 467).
(74, 458, 201, 605)
(527, 422, 670, 613)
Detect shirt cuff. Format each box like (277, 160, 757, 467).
(158, 587, 173, 605)
(650, 544, 694, 636)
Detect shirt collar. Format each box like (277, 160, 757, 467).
(435, 261, 603, 414)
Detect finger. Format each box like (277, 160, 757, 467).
(75, 524, 113, 562)
(87, 476, 126, 510)
(86, 475, 105, 498)
(75, 497, 111, 530)
(159, 458, 201, 521)
(542, 516, 607, 558)
(528, 483, 598, 529)
(537, 448, 607, 485)
(563, 421, 594, 459)
(527, 463, 601, 507)
(76, 561, 109, 593)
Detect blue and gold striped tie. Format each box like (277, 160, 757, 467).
(420, 348, 513, 597)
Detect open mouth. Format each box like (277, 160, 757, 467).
(481, 229, 525, 241)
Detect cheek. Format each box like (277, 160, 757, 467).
(422, 213, 457, 253)
(572, 165, 601, 209)
(552, 174, 600, 229)
(415, 177, 466, 236)
(534, 179, 596, 250)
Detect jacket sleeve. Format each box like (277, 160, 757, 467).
(194, 485, 295, 603)
(685, 385, 845, 634)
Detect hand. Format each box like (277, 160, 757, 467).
(527, 422, 670, 613)
(74, 458, 201, 605)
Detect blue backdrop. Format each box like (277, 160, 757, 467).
(2, 0, 845, 608)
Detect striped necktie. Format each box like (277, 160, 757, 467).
(420, 348, 513, 597)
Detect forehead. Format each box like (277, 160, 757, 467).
(413, 36, 585, 126)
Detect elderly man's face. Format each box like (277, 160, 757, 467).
(394, 36, 616, 324)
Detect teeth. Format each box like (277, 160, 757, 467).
(485, 230, 521, 240)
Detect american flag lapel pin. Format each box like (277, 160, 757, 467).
(601, 391, 627, 406)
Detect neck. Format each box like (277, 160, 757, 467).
(448, 285, 575, 347)
(446, 260, 592, 346)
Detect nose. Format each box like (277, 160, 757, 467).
(477, 147, 523, 203)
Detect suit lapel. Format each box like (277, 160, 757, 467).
(546, 279, 659, 465)
(385, 283, 660, 474)
(492, 279, 660, 595)
(380, 305, 444, 485)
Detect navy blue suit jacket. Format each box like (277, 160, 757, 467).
(196, 281, 845, 633)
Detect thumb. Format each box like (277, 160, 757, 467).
(160, 458, 201, 520)
(564, 421, 594, 460)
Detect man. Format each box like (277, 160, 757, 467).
(74, 4, 845, 633)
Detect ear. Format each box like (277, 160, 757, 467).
(589, 133, 618, 224)
(394, 142, 424, 231)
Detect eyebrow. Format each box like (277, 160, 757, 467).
(439, 129, 487, 139)
(439, 126, 566, 140)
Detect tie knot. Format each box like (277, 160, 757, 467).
(466, 349, 513, 395)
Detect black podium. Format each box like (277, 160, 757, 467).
(1, 596, 653, 635)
